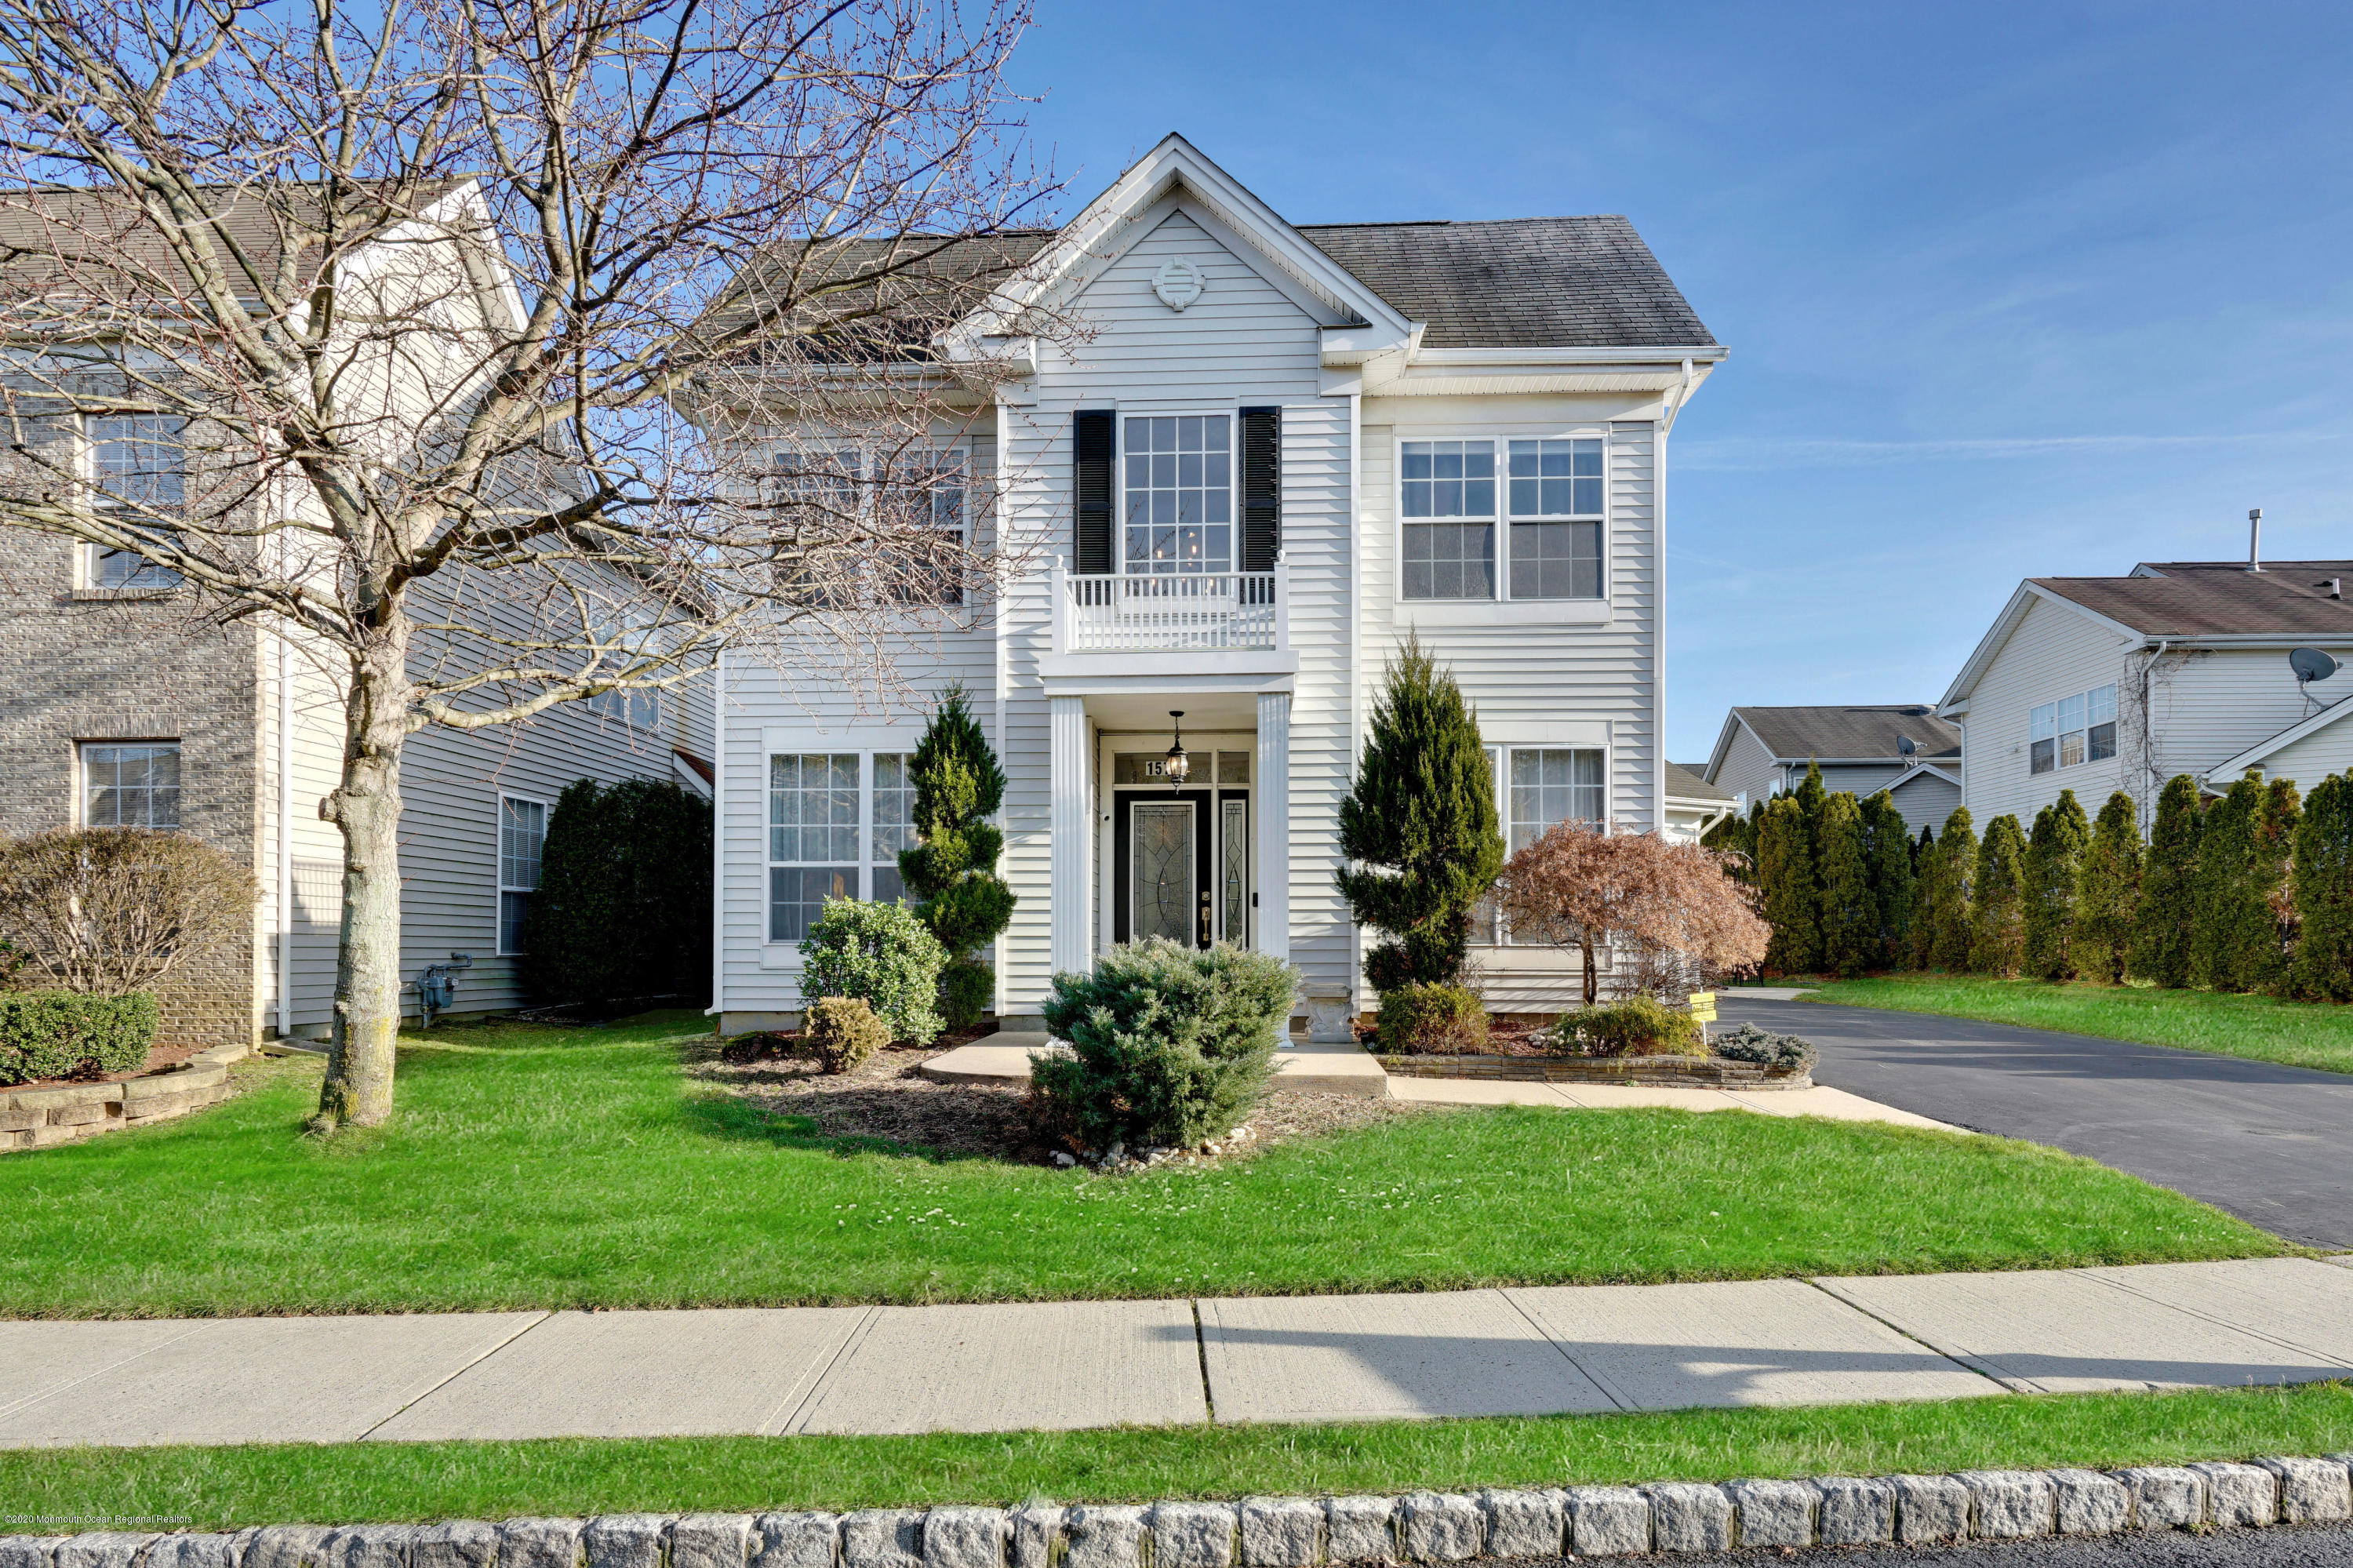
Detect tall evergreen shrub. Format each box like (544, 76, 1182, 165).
(1815, 791, 1875, 976)
(2264, 777, 2303, 989)
(899, 683, 1015, 1027)
(1969, 813, 2028, 975)
(2289, 771, 2353, 1000)
(1860, 791, 1915, 966)
(522, 777, 713, 1010)
(1757, 795, 1819, 975)
(2022, 790, 2089, 980)
(1907, 823, 1938, 968)
(1336, 637, 1504, 991)
(2191, 773, 2271, 992)
(2072, 791, 2144, 984)
(1926, 808, 1977, 970)
(2131, 774, 2203, 988)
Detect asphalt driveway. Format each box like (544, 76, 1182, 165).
(1718, 996, 2353, 1250)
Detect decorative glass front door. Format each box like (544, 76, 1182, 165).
(1130, 802, 1195, 944)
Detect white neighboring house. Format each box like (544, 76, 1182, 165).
(0, 180, 715, 1045)
(1938, 556, 2353, 829)
(711, 134, 1722, 1035)
(1663, 763, 1737, 845)
(1701, 705, 1962, 836)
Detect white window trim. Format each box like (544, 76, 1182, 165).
(1471, 740, 1613, 948)
(78, 739, 183, 830)
(78, 413, 187, 591)
(1116, 409, 1237, 576)
(2028, 682, 2119, 776)
(496, 793, 551, 957)
(760, 744, 921, 966)
(1390, 428, 1612, 614)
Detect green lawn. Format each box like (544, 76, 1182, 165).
(5, 1384, 2350, 1528)
(1806, 974, 2353, 1076)
(0, 1012, 2288, 1319)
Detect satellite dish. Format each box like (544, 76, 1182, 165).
(1897, 735, 1918, 756)
(2290, 647, 2340, 686)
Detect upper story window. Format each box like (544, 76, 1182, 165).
(498, 797, 547, 954)
(764, 443, 967, 606)
(83, 742, 180, 829)
(2030, 684, 2116, 774)
(1402, 435, 1608, 603)
(1123, 415, 1231, 574)
(88, 414, 185, 588)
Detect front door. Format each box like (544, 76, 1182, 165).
(1114, 791, 1214, 948)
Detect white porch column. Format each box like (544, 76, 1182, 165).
(1256, 690, 1291, 962)
(1049, 696, 1092, 976)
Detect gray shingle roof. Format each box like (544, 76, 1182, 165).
(1665, 762, 1732, 802)
(1299, 216, 1715, 349)
(2032, 561, 2353, 638)
(1732, 705, 1962, 764)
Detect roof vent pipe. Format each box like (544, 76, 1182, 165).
(2246, 508, 2264, 573)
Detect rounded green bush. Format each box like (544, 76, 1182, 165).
(801, 995, 890, 1073)
(1374, 980, 1489, 1054)
(798, 897, 947, 1045)
(938, 955, 994, 1031)
(0, 991, 159, 1085)
(1547, 995, 1700, 1057)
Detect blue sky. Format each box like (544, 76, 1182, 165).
(1006, 1, 2353, 762)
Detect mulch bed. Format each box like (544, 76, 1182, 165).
(690, 1028, 1432, 1166)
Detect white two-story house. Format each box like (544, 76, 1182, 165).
(711, 135, 1721, 1037)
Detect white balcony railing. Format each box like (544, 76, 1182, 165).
(1053, 563, 1288, 653)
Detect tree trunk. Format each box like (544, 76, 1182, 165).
(315, 634, 410, 1130)
(1581, 936, 1598, 1006)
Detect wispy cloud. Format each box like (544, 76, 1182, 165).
(1675, 429, 2346, 473)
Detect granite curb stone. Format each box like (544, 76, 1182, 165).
(1723, 1480, 1815, 1548)
(1322, 1497, 1395, 1564)
(1148, 1504, 1235, 1568)
(671, 1519, 754, 1568)
(1562, 1489, 1648, 1559)
(1639, 1485, 1729, 1555)
(55, 1539, 161, 1568)
(245, 1529, 334, 1568)
(1006, 1509, 1061, 1568)
(2256, 1457, 2353, 1523)
(145, 1539, 245, 1568)
(2189, 1462, 2278, 1528)
(322, 1525, 414, 1568)
(583, 1519, 667, 1568)
(1472, 1491, 1559, 1561)
(1061, 1506, 1147, 1568)
(922, 1509, 1009, 1568)
(1236, 1498, 1320, 1568)
(1958, 1471, 2054, 1539)
(841, 1512, 924, 1568)
(2115, 1467, 2206, 1530)
(497, 1521, 581, 1568)
(1812, 1476, 1894, 1546)
(1395, 1496, 1479, 1565)
(409, 1524, 497, 1568)
(1889, 1475, 1970, 1544)
(2049, 1471, 2132, 1536)
(751, 1515, 837, 1568)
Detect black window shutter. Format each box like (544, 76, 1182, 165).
(1240, 406, 1281, 572)
(1073, 409, 1115, 574)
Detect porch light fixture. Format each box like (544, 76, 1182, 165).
(1163, 711, 1191, 788)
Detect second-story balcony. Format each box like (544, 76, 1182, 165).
(1050, 564, 1289, 655)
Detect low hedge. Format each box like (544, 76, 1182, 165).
(0, 991, 158, 1085)
(1374, 981, 1489, 1053)
(1546, 995, 1701, 1058)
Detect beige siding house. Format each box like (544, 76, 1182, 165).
(714, 135, 1723, 1034)
(1939, 557, 2353, 828)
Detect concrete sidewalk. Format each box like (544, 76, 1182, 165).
(4, 1257, 2348, 1449)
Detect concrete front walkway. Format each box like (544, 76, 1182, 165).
(4, 1257, 2349, 1448)
(923, 1034, 1962, 1130)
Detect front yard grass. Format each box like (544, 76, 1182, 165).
(3, 1384, 2349, 1528)
(0, 1012, 2288, 1319)
(1806, 973, 2353, 1076)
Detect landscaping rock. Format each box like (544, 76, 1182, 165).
(1395, 1495, 1479, 1563)
(1060, 1507, 1147, 1568)
(1640, 1485, 1729, 1555)
(922, 1510, 1007, 1568)
(1322, 1498, 1395, 1564)
(751, 1514, 838, 1568)
(247, 1529, 336, 1568)
(2189, 1463, 2278, 1527)
(2256, 1457, 2351, 1523)
(148, 1537, 245, 1568)
(1474, 1490, 1562, 1560)
(584, 1519, 668, 1568)
(1959, 1471, 2053, 1539)
(671, 1517, 754, 1568)
(1563, 1488, 1648, 1558)
(1236, 1498, 1320, 1568)
(840, 1513, 924, 1568)
(499, 1522, 584, 1568)
(1812, 1477, 1894, 1546)
(325, 1525, 416, 1568)
(411, 1523, 500, 1568)
(2049, 1472, 2130, 1535)
(55, 1540, 158, 1568)
(1006, 1510, 1061, 1568)
(0, 1541, 54, 1568)
(2115, 1467, 2206, 1530)
(1149, 1504, 1235, 1568)
(1889, 1475, 1969, 1544)
(1725, 1479, 1816, 1548)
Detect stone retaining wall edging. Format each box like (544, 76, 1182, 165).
(7, 1453, 2351, 1564)
(0, 1042, 249, 1152)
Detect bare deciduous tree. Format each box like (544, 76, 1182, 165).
(0, 828, 256, 995)
(0, 0, 1060, 1127)
(1495, 824, 1769, 1005)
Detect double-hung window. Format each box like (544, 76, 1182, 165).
(2029, 684, 2117, 774)
(1470, 744, 1608, 944)
(88, 413, 184, 588)
(1123, 414, 1231, 573)
(1402, 435, 1608, 602)
(83, 742, 180, 828)
(768, 750, 919, 941)
(1505, 438, 1604, 599)
(1400, 439, 1496, 600)
(877, 449, 968, 606)
(498, 797, 547, 954)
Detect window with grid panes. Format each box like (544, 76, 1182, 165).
(83, 743, 180, 829)
(1399, 439, 1495, 600)
(1505, 438, 1603, 599)
(1123, 415, 1231, 573)
(870, 753, 914, 904)
(498, 797, 546, 953)
(89, 414, 184, 587)
(769, 753, 860, 940)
